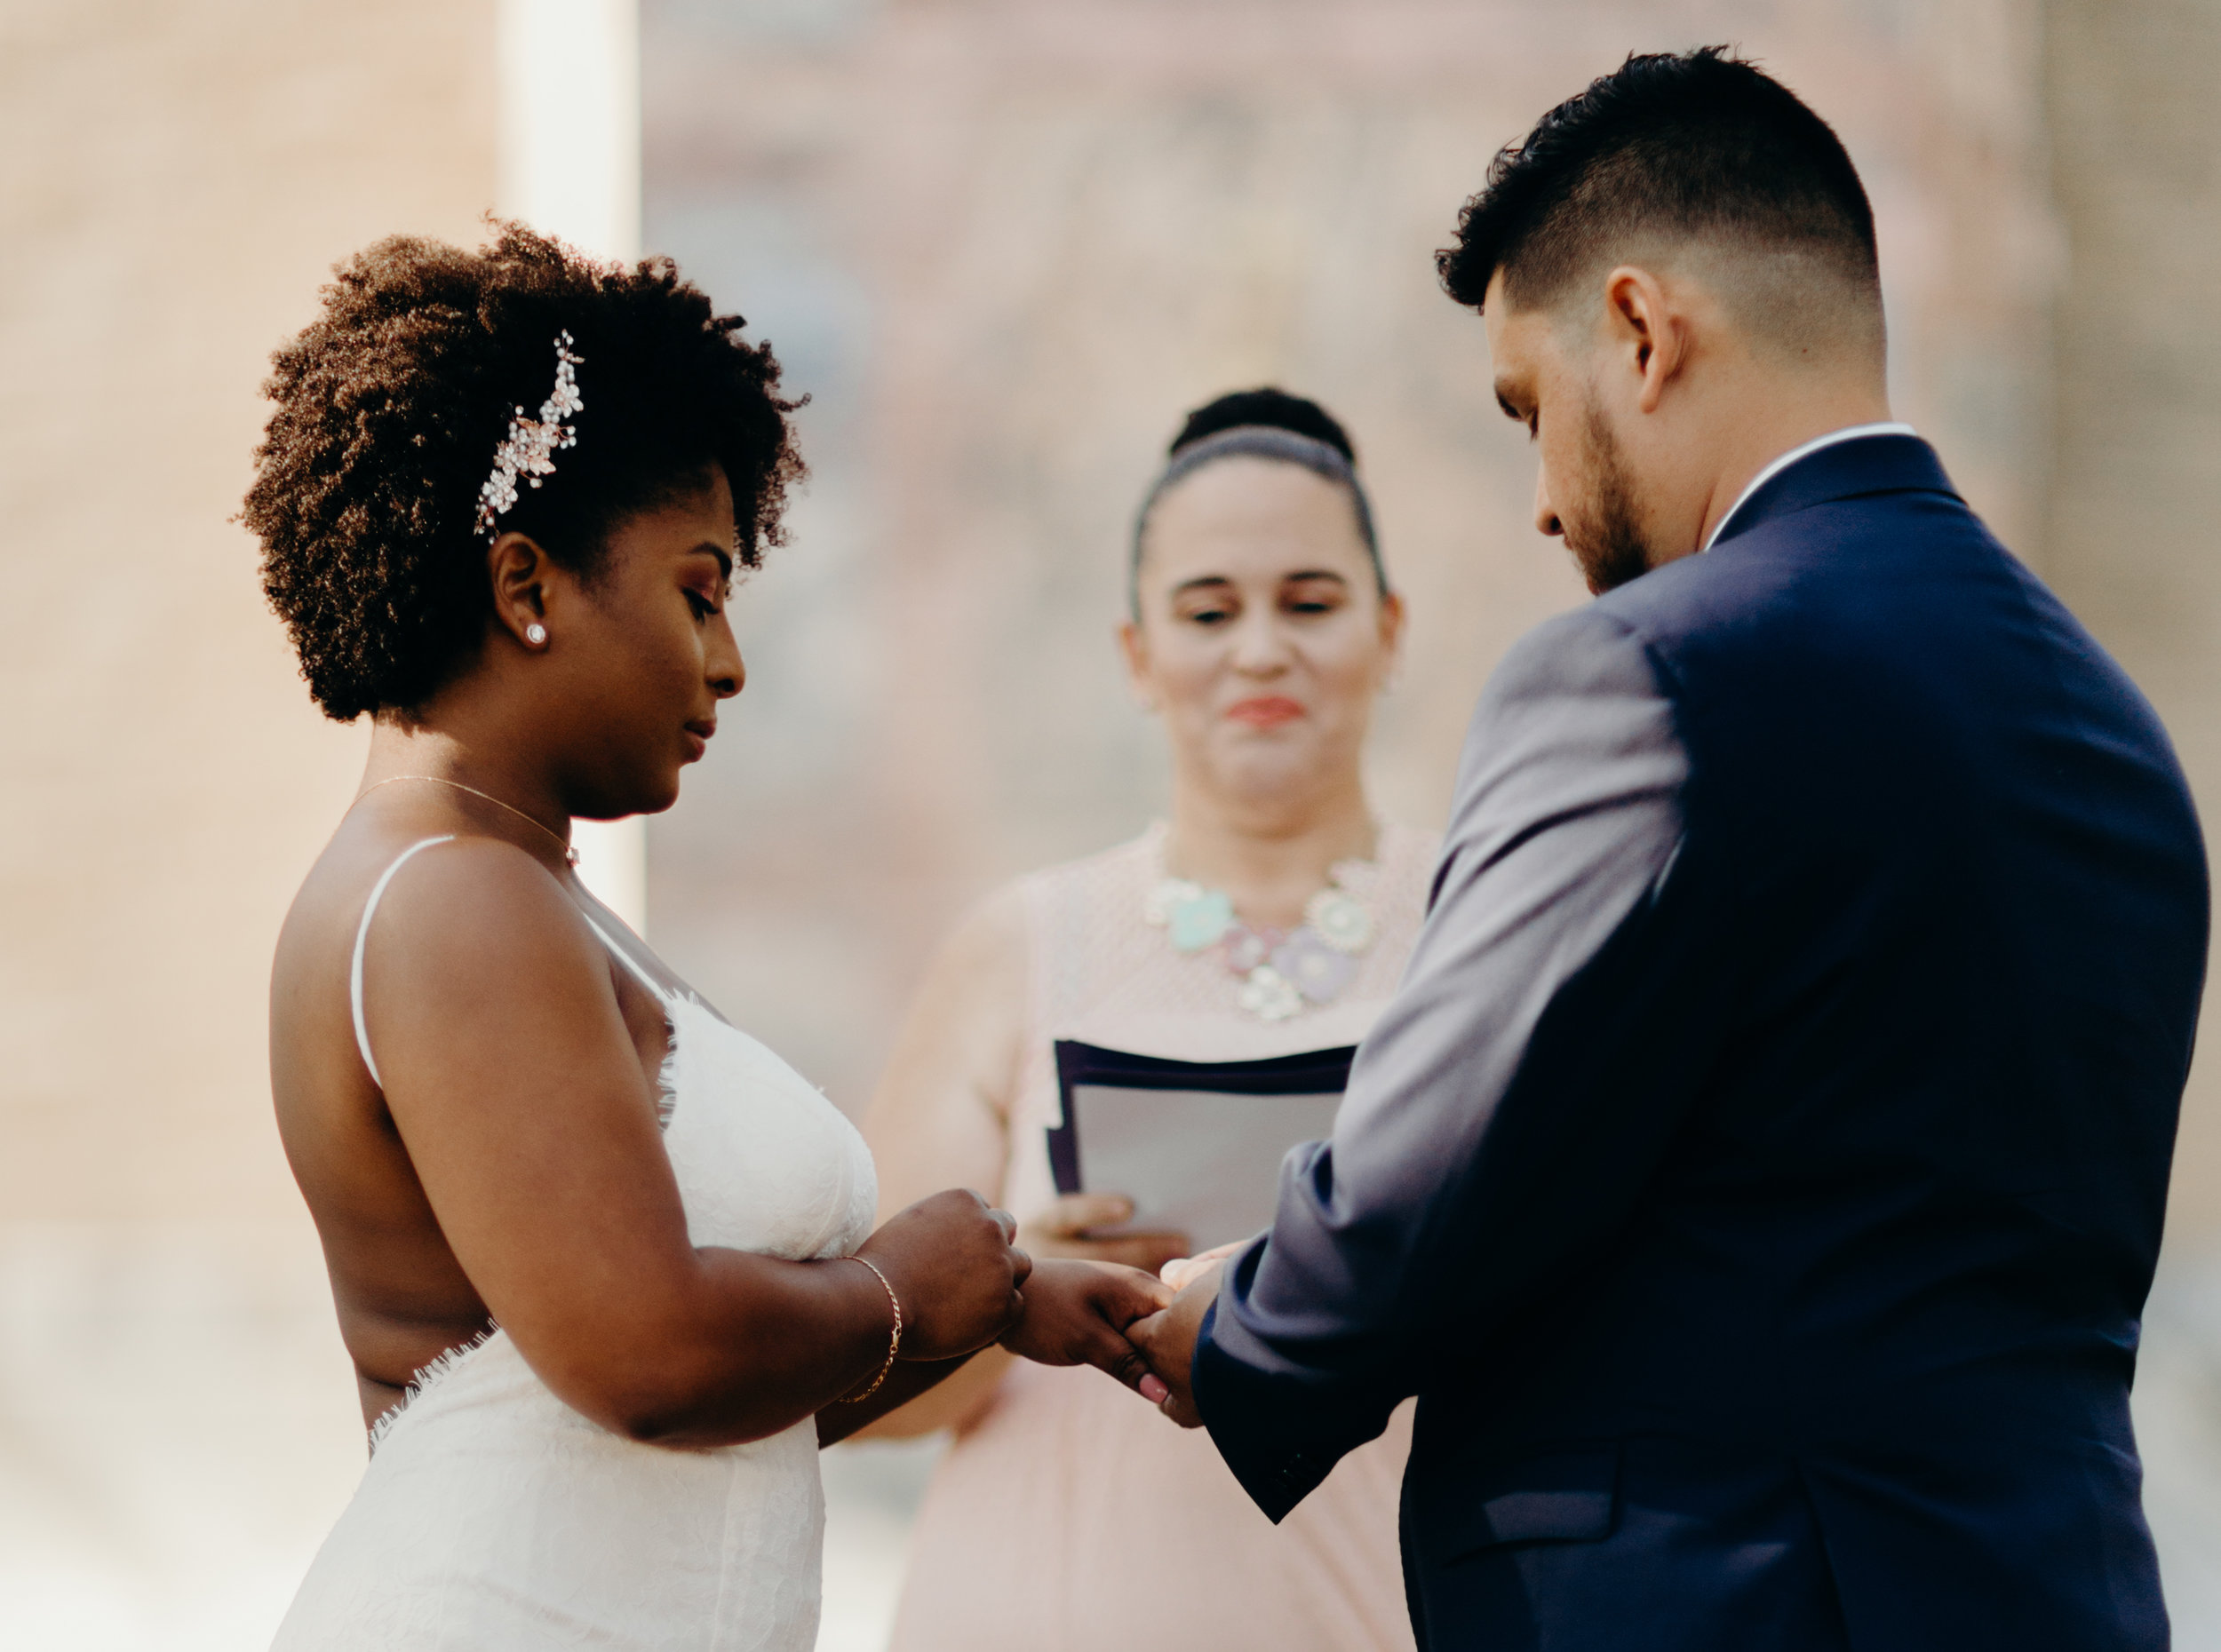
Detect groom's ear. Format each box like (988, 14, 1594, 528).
(1599, 263, 1690, 416)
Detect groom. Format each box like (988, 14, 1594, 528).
(1129, 46, 2209, 1651)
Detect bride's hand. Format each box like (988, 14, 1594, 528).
(1021, 1193, 1190, 1275)
(999, 1257, 1174, 1394)
(856, 1189, 1031, 1362)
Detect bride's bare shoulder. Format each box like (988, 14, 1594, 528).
(269, 825, 599, 1093)
(277, 822, 567, 973)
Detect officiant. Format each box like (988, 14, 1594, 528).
(860, 389, 1430, 1652)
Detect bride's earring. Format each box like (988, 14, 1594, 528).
(526, 623, 548, 647)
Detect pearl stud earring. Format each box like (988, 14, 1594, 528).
(526, 623, 547, 647)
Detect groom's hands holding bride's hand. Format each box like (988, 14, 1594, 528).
(852, 1193, 1193, 1404)
(991, 1193, 1185, 1398)
(999, 1259, 1174, 1395)
(1126, 1249, 1238, 1428)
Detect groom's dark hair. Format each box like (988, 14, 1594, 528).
(1438, 48, 1881, 348)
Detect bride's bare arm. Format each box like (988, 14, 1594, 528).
(361, 839, 1026, 1449)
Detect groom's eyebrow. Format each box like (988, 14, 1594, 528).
(1172, 576, 1235, 596)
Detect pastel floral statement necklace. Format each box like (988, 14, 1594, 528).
(1144, 854, 1378, 1023)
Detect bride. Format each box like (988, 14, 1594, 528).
(245, 225, 1170, 1649)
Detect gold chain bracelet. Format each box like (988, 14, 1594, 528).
(838, 1255, 904, 1402)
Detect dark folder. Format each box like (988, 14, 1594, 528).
(1047, 1040, 1356, 1252)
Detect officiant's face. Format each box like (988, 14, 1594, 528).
(1123, 457, 1402, 806)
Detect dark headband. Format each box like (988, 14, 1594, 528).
(1129, 425, 1387, 614)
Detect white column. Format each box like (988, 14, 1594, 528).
(495, 0, 648, 933)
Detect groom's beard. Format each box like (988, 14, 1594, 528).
(1566, 405, 1653, 595)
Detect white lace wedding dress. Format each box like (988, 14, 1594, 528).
(272, 837, 878, 1651)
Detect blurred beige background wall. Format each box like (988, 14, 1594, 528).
(0, 3, 490, 1643)
(2045, 0, 2221, 1228)
(0, 0, 491, 1219)
(4, 1, 2221, 1648)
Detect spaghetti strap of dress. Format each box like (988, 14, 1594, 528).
(349, 838, 675, 1094)
(579, 911, 675, 1005)
(349, 836, 458, 1090)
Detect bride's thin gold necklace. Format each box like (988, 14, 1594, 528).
(359, 774, 580, 867)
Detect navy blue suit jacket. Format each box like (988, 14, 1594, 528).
(1192, 436, 2209, 1650)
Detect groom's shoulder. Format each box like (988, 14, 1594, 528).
(1458, 604, 1683, 806)
(1479, 603, 1663, 725)
(1479, 468, 1998, 725)
(1587, 527, 1804, 655)
(1588, 458, 2001, 657)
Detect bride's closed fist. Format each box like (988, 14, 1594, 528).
(856, 1190, 1031, 1362)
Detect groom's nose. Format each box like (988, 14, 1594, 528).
(1534, 461, 1564, 539)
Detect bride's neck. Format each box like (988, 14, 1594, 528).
(361, 710, 568, 830)
(1163, 775, 1377, 931)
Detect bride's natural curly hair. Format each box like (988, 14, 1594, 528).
(244, 223, 803, 721)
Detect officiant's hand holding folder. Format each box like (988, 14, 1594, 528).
(1047, 1041, 1357, 1253)
(974, 1042, 1355, 1406)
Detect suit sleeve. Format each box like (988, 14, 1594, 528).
(1193, 605, 1702, 1519)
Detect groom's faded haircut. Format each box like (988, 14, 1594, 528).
(1437, 48, 1883, 355)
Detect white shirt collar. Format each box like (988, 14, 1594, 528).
(1701, 421, 1918, 552)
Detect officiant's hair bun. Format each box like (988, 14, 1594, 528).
(1131, 388, 1386, 614)
(1438, 46, 1880, 330)
(1170, 389, 1357, 465)
(244, 222, 803, 721)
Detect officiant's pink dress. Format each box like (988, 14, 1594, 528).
(889, 822, 1437, 1652)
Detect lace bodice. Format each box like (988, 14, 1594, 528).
(656, 992, 878, 1259)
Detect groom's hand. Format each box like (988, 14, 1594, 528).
(1126, 1261, 1222, 1429)
(999, 1258, 1174, 1394)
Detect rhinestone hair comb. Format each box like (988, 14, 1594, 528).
(474, 330, 585, 537)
